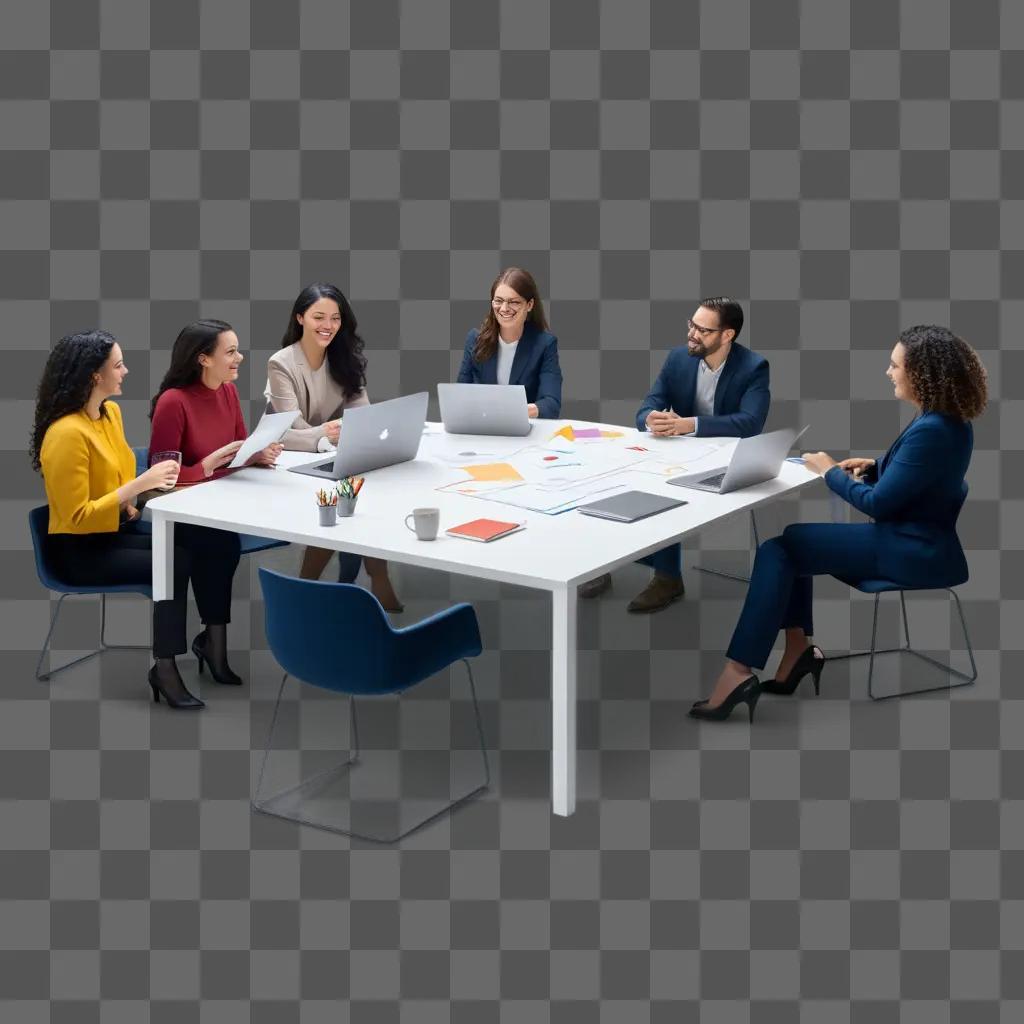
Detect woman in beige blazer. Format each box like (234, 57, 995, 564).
(266, 283, 402, 612)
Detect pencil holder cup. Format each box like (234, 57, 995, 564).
(336, 496, 358, 518)
(318, 503, 337, 527)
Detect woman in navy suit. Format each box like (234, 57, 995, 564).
(457, 267, 562, 419)
(691, 325, 989, 721)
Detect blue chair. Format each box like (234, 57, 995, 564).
(255, 567, 490, 843)
(828, 484, 977, 700)
(133, 446, 289, 557)
(29, 506, 151, 681)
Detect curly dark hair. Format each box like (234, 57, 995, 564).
(30, 330, 116, 471)
(898, 325, 988, 422)
(282, 283, 367, 400)
(150, 319, 233, 419)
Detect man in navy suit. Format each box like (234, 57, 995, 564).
(581, 297, 771, 612)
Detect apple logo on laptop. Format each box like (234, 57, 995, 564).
(379, 428, 389, 441)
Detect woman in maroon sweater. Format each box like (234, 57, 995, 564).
(149, 319, 282, 691)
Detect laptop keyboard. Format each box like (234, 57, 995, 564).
(699, 472, 727, 489)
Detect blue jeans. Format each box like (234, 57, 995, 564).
(637, 543, 682, 580)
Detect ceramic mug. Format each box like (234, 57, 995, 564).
(404, 507, 439, 541)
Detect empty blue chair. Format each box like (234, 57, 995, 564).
(29, 506, 151, 681)
(255, 567, 490, 843)
(132, 446, 289, 556)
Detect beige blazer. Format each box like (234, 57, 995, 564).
(265, 343, 369, 451)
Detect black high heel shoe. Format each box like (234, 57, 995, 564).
(192, 630, 243, 686)
(689, 675, 762, 722)
(148, 665, 204, 710)
(761, 645, 825, 696)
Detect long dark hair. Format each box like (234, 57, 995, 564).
(281, 283, 367, 399)
(473, 267, 549, 363)
(899, 325, 988, 422)
(149, 319, 233, 419)
(30, 330, 116, 471)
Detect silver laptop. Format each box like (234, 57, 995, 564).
(667, 426, 809, 494)
(289, 392, 428, 480)
(438, 382, 532, 436)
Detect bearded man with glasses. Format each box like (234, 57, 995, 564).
(580, 296, 771, 613)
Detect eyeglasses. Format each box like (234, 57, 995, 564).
(687, 319, 722, 338)
(492, 297, 525, 311)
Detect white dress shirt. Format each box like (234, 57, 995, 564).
(496, 337, 520, 386)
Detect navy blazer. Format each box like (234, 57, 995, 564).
(825, 412, 973, 588)
(635, 341, 770, 437)
(456, 323, 563, 419)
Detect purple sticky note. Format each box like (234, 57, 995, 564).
(573, 427, 602, 438)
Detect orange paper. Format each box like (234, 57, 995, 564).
(463, 462, 523, 482)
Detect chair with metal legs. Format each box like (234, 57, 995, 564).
(828, 578, 977, 701)
(255, 567, 490, 843)
(29, 506, 151, 681)
(695, 509, 760, 584)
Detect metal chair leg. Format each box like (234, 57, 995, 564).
(695, 510, 759, 584)
(99, 593, 151, 652)
(37, 593, 150, 681)
(36, 594, 101, 681)
(829, 588, 978, 701)
(252, 659, 489, 843)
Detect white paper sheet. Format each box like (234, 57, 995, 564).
(227, 410, 300, 468)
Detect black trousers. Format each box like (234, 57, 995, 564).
(47, 523, 241, 658)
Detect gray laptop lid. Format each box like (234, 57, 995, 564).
(289, 392, 428, 480)
(668, 426, 808, 494)
(438, 382, 531, 436)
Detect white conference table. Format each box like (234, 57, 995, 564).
(147, 420, 817, 817)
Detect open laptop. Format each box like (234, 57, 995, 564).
(289, 392, 428, 480)
(438, 382, 532, 436)
(667, 426, 809, 494)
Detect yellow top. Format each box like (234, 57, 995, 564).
(40, 402, 137, 534)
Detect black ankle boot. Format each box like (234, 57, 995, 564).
(148, 659, 204, 709)
(192, 625, 243, 686)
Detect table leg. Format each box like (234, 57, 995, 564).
(551, 584, 577, 817)
(152, 513, 175, 601)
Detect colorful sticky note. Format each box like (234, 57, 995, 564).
(600, 430, 625, 438)
(551, 425, 575, 441)
(572, 427, 603, 438)
(463, 462, 524, 482)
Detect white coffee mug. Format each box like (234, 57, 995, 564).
(404, 507, 440, 541)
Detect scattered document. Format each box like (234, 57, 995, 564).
(228, 410, 299, 468)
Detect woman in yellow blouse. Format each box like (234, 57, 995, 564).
(30, 330, 241, 710)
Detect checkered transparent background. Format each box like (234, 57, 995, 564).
(1, 0, 1022, 1019)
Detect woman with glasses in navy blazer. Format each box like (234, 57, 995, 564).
(691, 325, 988, 722)
(456, 267, 562, 419)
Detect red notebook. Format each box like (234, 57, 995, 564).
(446, 518, 526, 542)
